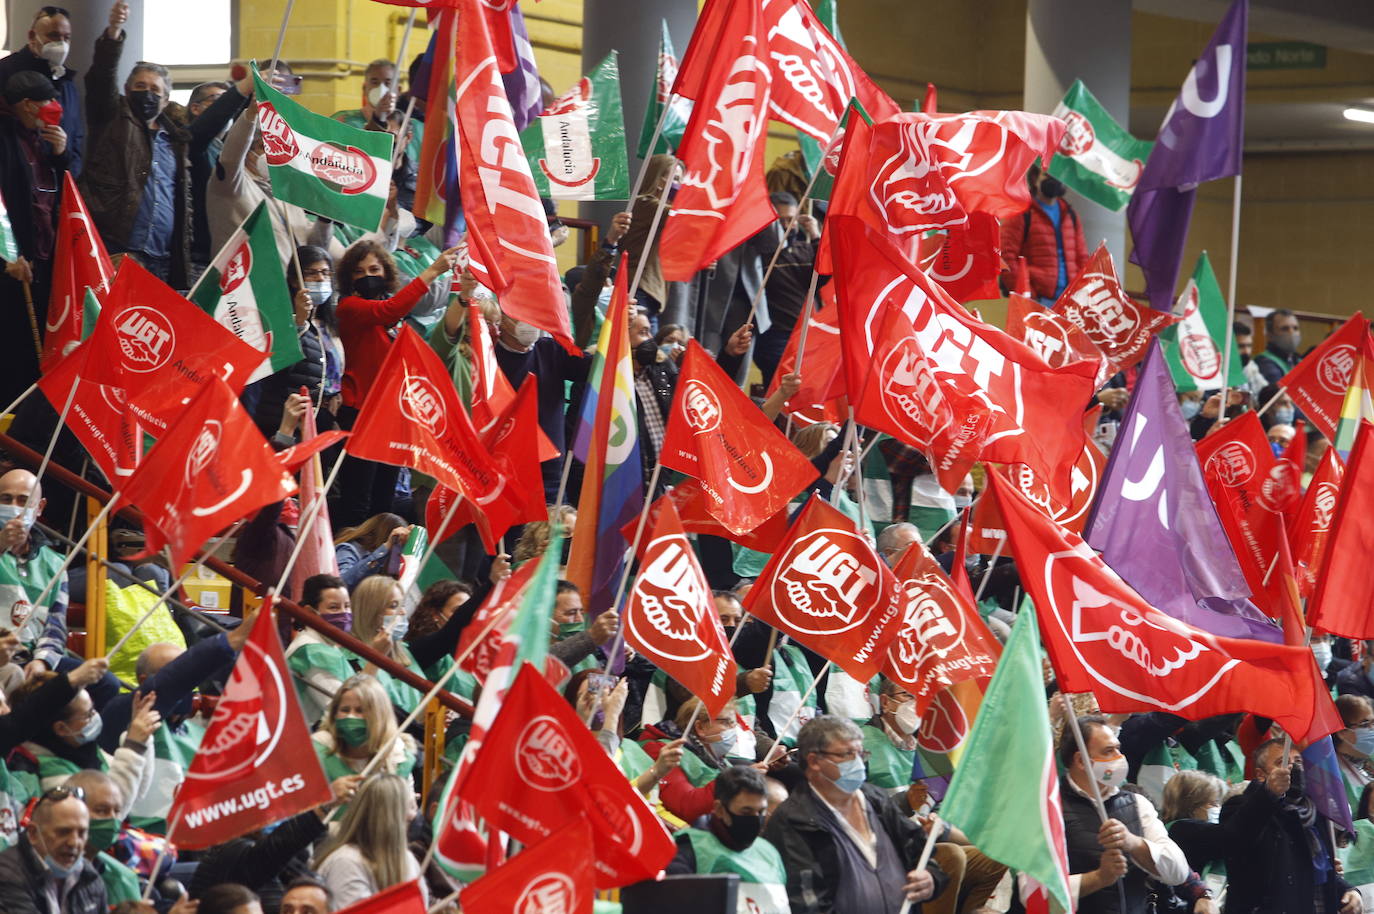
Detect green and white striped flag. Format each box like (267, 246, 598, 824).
(1048, 79, 1153, 212)
(252, 63, 393, 231)
(189, 202, 302, 383)
(521, 52, 629, 201)
(1161, 252, 1245, 392)
(0, 197, 17, 263)
(939, 606, 1073, 913)
(636, 20, 692, 158)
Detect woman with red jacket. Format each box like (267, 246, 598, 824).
(333, 238, 461, 527)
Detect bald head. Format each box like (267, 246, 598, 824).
(0, 469, 41, 508)
(136, 643, 184, 683)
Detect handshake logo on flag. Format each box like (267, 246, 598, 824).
(258, 102, 300, 165)
(634, 538, 712, 660)
(516, 717, 581, 791)
(116, 307, 175, 372)
(776, 530, 879, 633)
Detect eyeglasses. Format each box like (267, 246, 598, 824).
(302, 268, 332, 280)
(37, 785, 84, 807)
(819, 749, 871, 764)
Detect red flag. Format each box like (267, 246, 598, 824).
(762, 290, 846, 427)
(167, 602, 333, 848)
(434, 376, 547, 552)
(44, 174, 114, 368)
(1280, 313, 1374, 442)
(468, 301, 518, 434)
(87, 258, 265, 432)
(1275, 419, 1307, 525)
(1308, 422, 1374, 639)
(460, 816, 595, 914)
(1290, 446, 1344, 598)
(625, 498, 735, 717)
(821, 109, 1065, 270)
(454, 0, 573, 352)
(853, 301, 989, 494)
(289, 406, 342, 601)
(660, 0, 773, 281)
(753, 0, 898, 145)
(967, 440, 1105, 554)
(346, 325, 504, 502)
(881, 541, 1000, 720)
(333, 880, 427, 914)
(988, 471, 1335, 741)
(120, 379, 298, 570)
(950, 507, 976, 604)
(276, 430, 349, 475)
(1195, 412, 1303, 628)
(830, 216, 1098, 507)
(1005, 293, 1107, 384)
(457, 663, 675, 888)
(660, 340, 817, 535)
(927, 213, 1003, 304)
(37, 339, 142, 487)
(456, 560, 541, 682)
(743, 494, 899, 681)
(622, 479, 791, 555)
(1051, 244, 1176, 374)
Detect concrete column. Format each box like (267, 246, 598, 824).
(1024, 0, 1132, 269)
(6, 0, 146, 93)
(578, 0, 697, 226)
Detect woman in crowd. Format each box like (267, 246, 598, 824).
(314, 774, 427, 908)
(285, 574, 357, 727)
(252, 245, 334, 442)
(1163, 769, 1230, 875)
(334, 513, 409, 590)
(312, 674, 416, 786)
(511, 505, 576, 568)
(349, 575, 425, 711)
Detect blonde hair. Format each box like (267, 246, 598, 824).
(512, 505, 575, 567)
(322, 674, 403, 762)
(314, 774, 415, 890)
(1161, 769, 1225, 822)
(675, 697, 736, 735)
(351, 575, 405, 662)
(791, 422, 839, 459)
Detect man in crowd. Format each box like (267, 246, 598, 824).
(876, 524, 920, 567)
(1248, 309, 1304, 390)
(0, 470, 76, 684)
(81, 1, 192, 287)
(331, 58, 422, 165)
(1224, 739, 1361, 913)
(0, 70, 69, 406)
(755, 191, 821, 386)
(280, 879, 331, 914)
(668, 766, 790, 913)
(65, 769, 140, 905)
(1333, 694, 1374, 811)
(0, 5, 84, 176)
(549, 580, 619, 671)
(1335, 639, 1374, 699)
(1059, 715, 1190, 911)
(0, 784, 107, 913)
(999, 161, 1088, 304)
(765, 715, 947, 914)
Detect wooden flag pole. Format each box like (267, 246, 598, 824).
(896, 816, 943, 914)
(625, 98, 678, 209)
(600, 462, 664, 672)
(1217, 174, 1243, 418)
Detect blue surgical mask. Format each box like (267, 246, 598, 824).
(36, 833, 78, 880)
(830, 757, 866, 793)
(1356, 728, 1374, 758)
(1273, 407, 1295, 426)
(1272, 441, 1286, 458)
(0, 503, 35, 530)
(706, 729, 738, 760)
(1180, 399, 1201, 421)
(76, 712, 102, 745)
(1312, 642, 1333, 672)
(387, 615, 409, 641)
(304, 280, 333, 307)
(953, 495, 972, 510)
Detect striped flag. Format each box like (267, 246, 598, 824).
(412, 9, 459, 233)
(1334, 333, 1374, 462)
(636, 20, 692, 158)
(520, 52, 630, 202)
(252, 64, 394, 231)
(565, 256, 642, 615)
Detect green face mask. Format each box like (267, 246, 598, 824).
(557, 621, 586, 639)
(87, 817, 118, 852)
(335, 716, 369, 748)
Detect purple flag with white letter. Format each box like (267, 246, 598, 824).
(1085, 341, 1281, 641)
(502, 4, 543, 131)
(1128, 0, 1248, 309)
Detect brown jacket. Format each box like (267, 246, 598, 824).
(80, 32, 193, 288)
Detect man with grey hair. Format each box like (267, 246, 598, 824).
(0, 783, 106, 913)
(331, 58, 424, 165)
(65, 769, 141, 904)
(765, 715, 949, 913)
(0, 468, 72, 680)
(876, 523, 919, 566)
(80, 1, 191, 286)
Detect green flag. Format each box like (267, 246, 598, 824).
(521, 52, 630, 201)
(939, 607, 1073, 913)
(189, 202, 303, 383)
(1161, 252, 1245, 393)
(0, 197, 17, 263)
(252, 63, 394, 231)
(636, 20, 692, 158)
(1047, 79, 1153, 212)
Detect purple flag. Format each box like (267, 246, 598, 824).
(1302, 736, 1355, 834)
(1085, 341, 1281, 642)
(502, 4, 543, 132)
(1128, 0, 1247, 308)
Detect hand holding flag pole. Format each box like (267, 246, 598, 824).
(1060, 691, 1131, 913)
(896, 816, 943, 914)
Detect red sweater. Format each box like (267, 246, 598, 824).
(337, 277, 430, 409)
(999, 200, 1088, 300)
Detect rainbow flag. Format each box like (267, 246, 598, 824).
(910, 678, 986, 800)
(1334, 334, 1374, 462)
(412, 9, 461, 238)
(566, 254, 642, 616)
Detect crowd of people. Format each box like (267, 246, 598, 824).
(0, 1, 1361, 913)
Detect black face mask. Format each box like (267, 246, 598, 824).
(712, 810, 762, 851)
(634, 339, 659, 367)
(353, 275, 390, 300)
(722, 626, 737, 644)
(1040, 176, 1067, 199)
(127, 89, 161, 122)
(1287, 760, 1305, 797)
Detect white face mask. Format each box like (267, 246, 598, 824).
(367, 85, 390, 108)
(1090, 754, 1129, 790)
(0, 504, 36, 532)
(892, 701, 918, 736)
(39, 40, 68, 69)
(506, 321, 541, 350)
